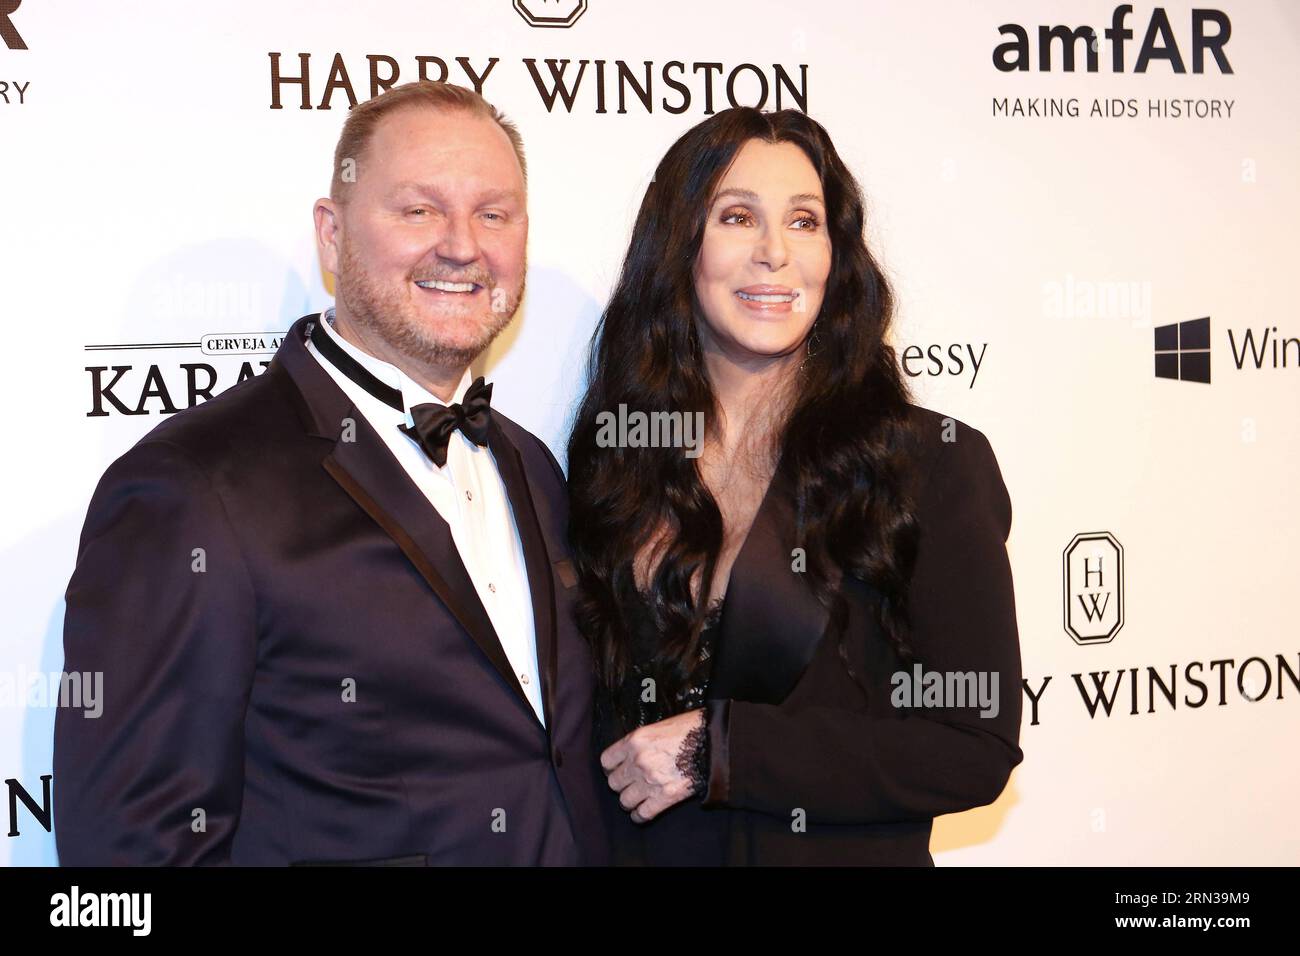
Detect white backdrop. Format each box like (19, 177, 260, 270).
(1, 0, 1297, 865)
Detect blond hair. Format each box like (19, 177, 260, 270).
(329, 80, 527, 201)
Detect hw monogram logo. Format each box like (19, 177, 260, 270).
(1063, 532, 1125, 645)
(513, 0, 588, 29)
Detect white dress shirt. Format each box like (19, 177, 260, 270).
(306, 307, 544, 726)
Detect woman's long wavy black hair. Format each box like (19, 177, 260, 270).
(566, 107, 921, 728)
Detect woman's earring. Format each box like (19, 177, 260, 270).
(799, 321, 822, 372)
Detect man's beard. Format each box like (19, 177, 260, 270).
(335, 237, 524, 371)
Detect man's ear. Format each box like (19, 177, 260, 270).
(314, 198, 342, 277)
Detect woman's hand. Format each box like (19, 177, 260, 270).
(600, 709, 706, 823)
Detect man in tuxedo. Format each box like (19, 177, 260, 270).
(54, 81, 609, 865)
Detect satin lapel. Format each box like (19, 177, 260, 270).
(321, 426, 540, 725)
(486, 420, 558, 735)
(707, 468, 843, 705)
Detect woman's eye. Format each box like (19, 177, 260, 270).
(721, 211, 752, 225)
(792, 214, 820, 230)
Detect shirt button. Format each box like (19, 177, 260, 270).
(465, 490, 473, 501)
(488, 582, 496, 593)
(520, 673, 529, 684)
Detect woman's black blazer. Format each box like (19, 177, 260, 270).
(696, 404, 1023, 865)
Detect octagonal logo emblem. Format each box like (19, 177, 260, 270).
(1063, 532, 1124, 645)
(514, 0, 588, 28)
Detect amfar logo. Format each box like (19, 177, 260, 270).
(0, 0, 26, 50)
(993, 5, 1232, 73)
(1063, 532, 1124, 645)
(1154, 316, 1210, 383)
(514, 0, 588, 29)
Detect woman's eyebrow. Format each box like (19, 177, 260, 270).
(712, 187, 825, 206)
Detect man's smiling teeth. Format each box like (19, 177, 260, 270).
(415, 279, 477, 292)
(736, 291, 797, 303)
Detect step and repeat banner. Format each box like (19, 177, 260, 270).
(1, 0, 1296, 866)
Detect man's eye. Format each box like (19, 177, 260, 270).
(407, 208, 429, 217)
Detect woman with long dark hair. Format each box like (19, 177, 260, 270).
(566, 107, 1023, 866)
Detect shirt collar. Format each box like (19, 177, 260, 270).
(320, 305, 474, 414)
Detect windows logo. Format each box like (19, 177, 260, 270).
(1154, 317, 1211, 384)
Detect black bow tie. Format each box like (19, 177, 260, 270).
(308, 316, 493, 467)
(400, 378, 494, 468)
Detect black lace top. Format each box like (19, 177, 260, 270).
(597, 593, 731, 866)
(595, 595, 728, 743)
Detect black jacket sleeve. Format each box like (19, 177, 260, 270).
(701, 422, 1024, 825)
(54, 439, 257, 865)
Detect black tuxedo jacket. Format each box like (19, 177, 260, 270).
(54, 315, 610, 866)
(681, 406, 1024, 865)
